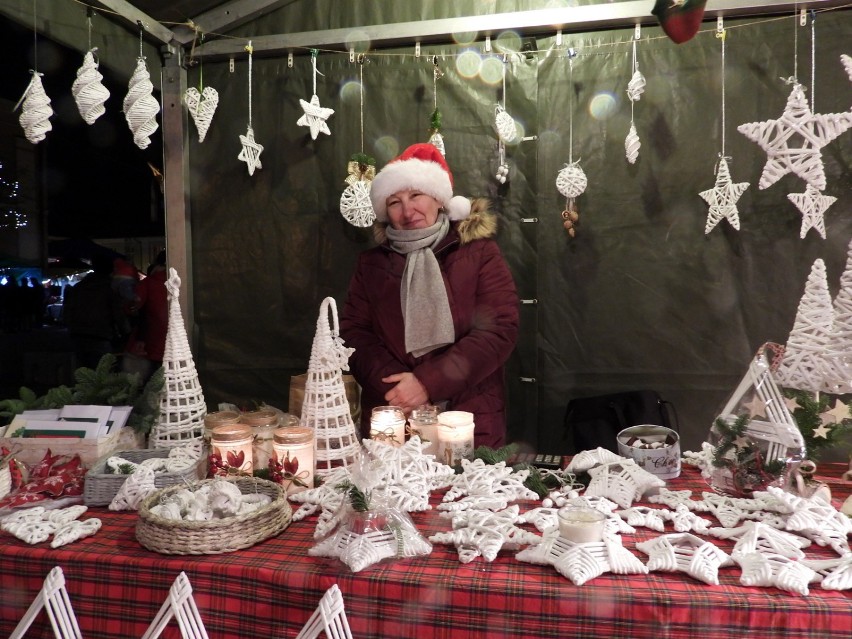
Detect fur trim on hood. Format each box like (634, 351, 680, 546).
(372, 197, 498, 245)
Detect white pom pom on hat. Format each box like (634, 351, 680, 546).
(370, 142, 471, 223)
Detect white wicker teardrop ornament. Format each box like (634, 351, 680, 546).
(184, 86, 219, 143)
(123, 58, 160, 150)
(625, 122, 641, 164)
(626, 69, 646, 102)
(72, 50, 110, 125)
(340, 181, 375, 228)
(556, 162, 588, 199)
(494, 105, 518, 144)
(18, 71, 53, 144)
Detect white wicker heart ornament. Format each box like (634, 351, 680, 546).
(494, 105, 518, 144)
(184, 86, 219, 143)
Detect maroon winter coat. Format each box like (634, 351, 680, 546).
(340, 199, 519, 447)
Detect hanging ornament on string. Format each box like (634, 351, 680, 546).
(123, 22, 160, 150)
(237, 42, 263, 176)
(624, 31, 643, 165)
(184, 30, 219, 143)
(428, 56, 446, 156)
(15, 1, 53, 144)
(340, 55, 377, 228)
(738, 14, 852, 193)
(494, 55, 514, 185)
(297, 49, 335, 140)
(700, 21, 749, 234)
(842, 54, 852, 82)
(555, 50, 586, 238)
(72, 10, 109, 126)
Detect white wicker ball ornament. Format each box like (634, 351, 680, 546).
(72, 50, 110, 125)
(123, 57, 160, 150)
(556, 162, 588, 199)
(494, 105, 518, 144)
(184, 86, 219, 143)
(18, 71, 53, 144)
(340, 181, 376, 228)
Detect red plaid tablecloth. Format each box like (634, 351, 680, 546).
(1, 464, 850, 639)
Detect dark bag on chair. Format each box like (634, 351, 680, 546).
(563, 390, 678, 454)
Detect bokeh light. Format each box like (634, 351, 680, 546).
(589, 92, 618, 120)
(455, 49, 482, 79)
(494, 31, 522, 53)
(479, 57, 504, 85)
(451, 31, 478, 46)
(373, 136, 400, 164)
(339, 80, 362, 103)
(344, 30, 371, 53)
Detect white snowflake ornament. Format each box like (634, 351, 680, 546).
(340, 181, 375, 227)
(625, 122, 641, 164)
(18, 71, 53, 144)
(297, 94, 334, 140)
(637, 533, 734, 585)
(766, 485, 852, 555)
(51, 518, 102, 548)
(585, 459, 664, 509)
(700, 157, 749, 233)
(737, 83, 852, 191)
(184, 85, 219, 143)
(788, 184, 836, 240)
(442, 458, 538, 504)
(430, 505, 540, 563)
(555, 161, 588, 199)
(238, 125, 264, 176)
(123, 57, 160, 150)
(72, 49, 110, 125)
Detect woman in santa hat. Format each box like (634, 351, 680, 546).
(340, 143, 519, 448)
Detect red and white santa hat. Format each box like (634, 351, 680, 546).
(370, 143, 472, 223)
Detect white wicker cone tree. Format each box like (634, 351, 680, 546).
(823, 240, 852, 393)
(775, 259, 835, 392)
(149, 268, 207, 448)
(302, 297, 361, 479)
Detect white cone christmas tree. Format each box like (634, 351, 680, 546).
(123, 57, 160, 150)
(18, 71, 53, 144)
(302, 297, 361, 479)
(823, 240, 852, 394)
(775, 259, 835, 392)
(150, 268, 207, 448)
(72, 49, 110, 125)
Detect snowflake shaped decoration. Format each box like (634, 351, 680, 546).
(709, 520, 810, 559)
(585, 460, 665, 509)
(619, 506, 668, 532)
(787, 184, 836, 240)
(238, 125, 264, 176)
(297, 94, 335, 140)
(735, 551, 817, 596)
(289, 465, 351, 536)
(737, 83, 852, 191)
(700, 157, 749, 234)
(804, 554, 852, 591)
(565, 448, 628, 474)
(430, 505, 540, 563)
(766, 485, 852, 555)
(700, 492, 773, 528)
(668, 504, 713, 534)
(51, 518, 102, 548)
(516, 529, 648, 586)
(442, 458, 538, 504)
(648, 488, 709, 512)
(636, 533, 734, 585)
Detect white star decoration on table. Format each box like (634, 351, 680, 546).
(1, 505, 99, 547)
(516, 530, 648, 585)
(238, 125, 264, 176)
(700, 157, 749, 234)
(585, 460, 665, 509)
(766, 485, 852, 556)
(804, 554, 852, 591)
(297, 94, 335, 140)
(430, 505, 540, 563)
(442, 458, 538, 504)
(721, 521, 811, 560)
(737, 83, 852, 191)
(565, 447, 627, 474)
(736, 551, 817, 595)
(637, 533, 734, 585)
(788, 185, 836, 240)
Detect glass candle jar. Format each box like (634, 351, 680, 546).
(272, 426, 315, 496)
(210, 424, 254, 473)
(370, 406, 406, 447)
(437, 410, 475, 466)
(557, 507, 606, 543)
(203, 410, 242, 442)
(409, 404, 440, 456)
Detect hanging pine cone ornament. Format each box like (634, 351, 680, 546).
(428, 108, 446, 156)
(494, 105, 518, 144)
(184, 85, 219, 143)
(123, 58, 160, 150)
(555, 161, 587, 199)
(18, 71, 53, 144)
(340, 153, 376, 228)
(562, 206, 580, 238)
(72, 49, 110, 125)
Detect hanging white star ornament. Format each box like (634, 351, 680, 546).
(238, 125, 264, 176)
(787, 184, 836, 240)
(297, 94, 334, 140)
(700, 157, 749, 234)
(737, 83, 852, 191)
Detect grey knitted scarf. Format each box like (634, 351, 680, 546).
(386, 214, 454, 357)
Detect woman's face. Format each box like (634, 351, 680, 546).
(386, 189, 441, 230)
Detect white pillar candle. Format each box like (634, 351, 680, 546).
(437, 410, 475, 466)
(370, 406, 406, 447)
(557, 507, 606, 543)
(409, 404, 440, 456)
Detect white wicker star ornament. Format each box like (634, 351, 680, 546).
(700, 157, 749, 234)
(584, 459, 665, 509)
(637, 533, 734, 585)
(123, 58, 160, 150)
(442, 458, 538, 504)
(788, 184, 836, 240)
(737, 83, 852, 191)
(430, 505, 540, 563)
(18, 71, 53, 144)
(804, 554, 852, 591)
(736, 551, 817, 595)
(184, 85, 219, 143)
(298, 94, 335, 140)
(238, 126, 264, 176)
(72, 49, 110, 125)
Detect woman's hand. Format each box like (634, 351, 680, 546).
(382, 372, 429, 414)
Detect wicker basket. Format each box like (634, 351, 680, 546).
(84, 449, 207, 507)
(135, 477, 291, 555)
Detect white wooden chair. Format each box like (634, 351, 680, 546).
(294, 584, 354, 639)
(141, 572, 209, 639)
(10, 566, 83, 639)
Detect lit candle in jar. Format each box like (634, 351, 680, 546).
(370, 406, 406, 446)
(557, 507, 606, 543)
(437, 411, 475, 466)
(271, 426, 315, 496)
(409, 404, 440, 456)
(210, 424, 254, 474)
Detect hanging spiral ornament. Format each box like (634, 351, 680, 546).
(625, 122, 641, 164)
(123, 57, 160, 149)
(72, 49, 110, 125)
(626, 69, 646, 102)
(18, 71, 53, 144)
